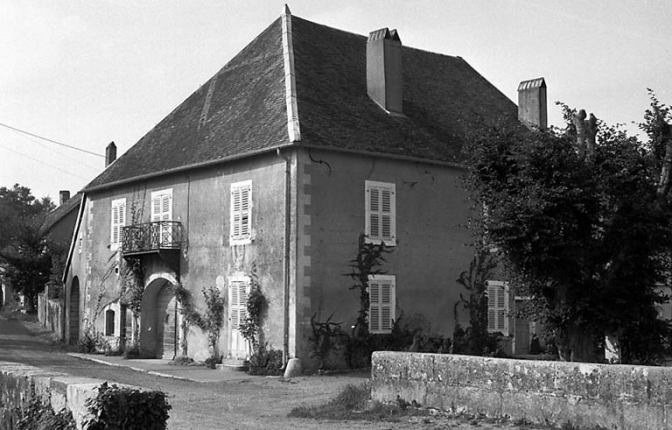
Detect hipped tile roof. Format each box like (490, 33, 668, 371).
(84, 13, 517, 192)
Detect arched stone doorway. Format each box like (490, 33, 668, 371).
(140, 277, 177, 359)
(69, 277, 80, 345)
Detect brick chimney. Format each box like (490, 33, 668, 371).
(367, 28, 403, 114)
(105, 141, 117, 167)
(59, 190, 70, 206)
(518, 77, 547, 130)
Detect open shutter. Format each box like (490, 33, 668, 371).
(487, 284, 496, 331)
(229, 280, 249, 329)
(110, 199, 126, 249)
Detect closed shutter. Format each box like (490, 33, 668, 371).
(365, 181, 396, 246)
(151, 190, 172, 222)
(368, 275, 395, 334)
(231, 181, 252, 243)
(487, 282, 509, 334)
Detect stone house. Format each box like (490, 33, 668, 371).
(62, 7, 546, 366)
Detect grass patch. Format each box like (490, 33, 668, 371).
(288, 382, 429, 422)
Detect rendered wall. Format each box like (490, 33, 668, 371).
(37, 293, 63, 340)
(297, 148, 473, 365)
(372, 351, 672, 429)
(66, 151, 289, 361)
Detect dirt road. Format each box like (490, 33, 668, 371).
(0, 313, 547, 430)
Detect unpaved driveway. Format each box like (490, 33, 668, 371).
(0, 313, 548, 429)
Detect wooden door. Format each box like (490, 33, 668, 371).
(157, 286, 177, 359)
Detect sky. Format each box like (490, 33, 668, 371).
(2, 0, 671, 202)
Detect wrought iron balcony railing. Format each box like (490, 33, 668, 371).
(121, 221, 183, 255)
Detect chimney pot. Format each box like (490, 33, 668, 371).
(367, 27, 403, 114)
(518, 77, 547, 130)
(59, 190, 70, 206)
(105, 141, 117, 167)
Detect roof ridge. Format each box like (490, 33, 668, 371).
(281, 8, 301, 142)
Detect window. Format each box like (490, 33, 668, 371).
(487, 281, 509, 334)
(151, 189, 173, 247)
(368, 275, 396, 334)
(105, 309, 115, 336)
(365, 181, 396, 246)
(230, 180, 252, 244)
(151, 189, 173, 222)
(229, 277, 250, 330)
(110, 198, 126, 250)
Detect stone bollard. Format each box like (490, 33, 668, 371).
(283, 358, 302, 378)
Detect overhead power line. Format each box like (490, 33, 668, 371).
(0, 143, 91, 180)
(0, 121, 105, 158)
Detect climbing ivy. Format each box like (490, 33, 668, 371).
(343, 233, 392, 367)
(239, 263, 266, 350)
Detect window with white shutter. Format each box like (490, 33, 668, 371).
(229, 277, 249, 330)
(487, 281, 509, 334)
(368, 275, 396, 334)
(230, 180, 252, 245)
(110, 198, 126, 251)
(365, 181, 396, 246)
(151, 189, 173, 247)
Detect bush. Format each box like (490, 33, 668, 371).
(77, 327, 109, 354)
(248, 343, 283, 375)
(15, 396, 76, 430)
(84, 382, 171, 430)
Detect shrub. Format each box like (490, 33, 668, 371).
(15, 396, 76, 430)
(77, 327, 109, 354)
(248, 343, 283, 375)
(84, 382, 171, 430)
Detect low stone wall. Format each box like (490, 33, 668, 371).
(371, 351, 672, 430)
(0, 361, 107, 430)
(37, 293, 63, 340)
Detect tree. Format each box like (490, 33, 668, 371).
(0, 184, 56, 311)
(464, 97, 672, 363)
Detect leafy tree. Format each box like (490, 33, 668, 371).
(0, 184, 56, 311)
(464, 96, 672, 363)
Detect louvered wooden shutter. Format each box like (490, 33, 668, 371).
(231, 181, 251, 242)
(368, 275, 395, 334)
(111, 204, 120, 245)
(110, 199, 126, 248)
(365, 182, 395, 246)
(487, 282, 509, 333)
(229, 280, 249, 330)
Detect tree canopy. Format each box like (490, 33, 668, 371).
(0, 184, 57, 311)
(464, 95, 672, 363)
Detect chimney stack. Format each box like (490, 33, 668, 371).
(59, 190, 70, 206)
(105, 141, 117, 167)
(518, 77, 547, 130)
(367, 28, 403, 114)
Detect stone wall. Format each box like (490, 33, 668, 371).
(1, 361, 110, 430)
(37, 292, 64, 340)
(371, 351, 672, 429)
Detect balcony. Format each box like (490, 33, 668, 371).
(121, 221, 183, 257)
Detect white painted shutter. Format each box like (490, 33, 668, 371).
(110, 199, 126, 248)
(365, 182, 395, 245)
(111, 204, 120, 245)
(487, 282, 509, 333)
(368, 275, 395, 334)
(231, 181, 251, 242)
(229, 280, 248, 330)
